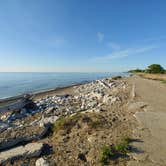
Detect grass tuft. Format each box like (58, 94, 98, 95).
(100, 137, 131, 165)
(162, 80, 166, 84)
(115, 137, 130, 155)
(100, 145, 114, 165)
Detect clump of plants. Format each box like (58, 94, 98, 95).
(53, 114, 79, 133)
(100, 137, 131, 165)
(100, 145, 115, 165)
(162, 80, 166, 84)
(115, 137, 130, 155)
(112, 76, 122, 80)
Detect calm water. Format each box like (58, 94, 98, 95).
(0, 72, 127, 99)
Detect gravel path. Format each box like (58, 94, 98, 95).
(127, 75, 166, 166)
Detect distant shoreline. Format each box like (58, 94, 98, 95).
(0, 72, 124, 100)
(0, 81, 86, 105)
(0, 73, 129, 105)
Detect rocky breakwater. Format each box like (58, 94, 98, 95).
(0, 76, 129, 165)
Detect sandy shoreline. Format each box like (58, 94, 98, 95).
(0, 82, 87, 106)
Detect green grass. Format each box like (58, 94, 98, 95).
(53, 115, 79, 133)
(53, 116, 66, 132)
(115, 137, 130, 155)
(100, 145, 115, 165)
(100, 137, 130, 165)
(161, 80, 166, 84)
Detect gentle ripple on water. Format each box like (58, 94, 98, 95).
(0, 72, 128, 99)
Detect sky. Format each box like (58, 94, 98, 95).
(0, 0, 166, 72)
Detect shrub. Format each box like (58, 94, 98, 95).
(112, 76, 122, 80)
(100, 145, 114, 165)
(115, 137, 130, 155)
(146, 64, 165, 74)
(128, 68, 143, 73)
(100, 137, 130, 165)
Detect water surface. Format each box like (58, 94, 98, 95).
(0, 72, 127, 99)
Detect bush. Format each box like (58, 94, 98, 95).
(128, 68, 143, 73)
(115, 137, 130, 155)
(100, 137, 130, 165)
(146, 64, 165, 74)
(100, 145, 114, 165)
(112, 76, 122, 80)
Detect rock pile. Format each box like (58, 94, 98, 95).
(0, 77, 128, 165)
(0, 143, 43, 164)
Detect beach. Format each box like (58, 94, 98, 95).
(0, 74, 166, 165)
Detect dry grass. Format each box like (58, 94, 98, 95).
(137, 73, 166, 82)
(53, 113, 108, 134)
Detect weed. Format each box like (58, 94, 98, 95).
(100, 145, 114, 165)
(115, 137, 130, 155)
(100, 137, 131, 165)
(162, 80, 166, 84)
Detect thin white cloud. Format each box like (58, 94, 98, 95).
(97, 32, 104, 42)
(108, 42, 120, 50)
(96, 45, 157, 61)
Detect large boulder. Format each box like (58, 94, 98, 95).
(0, 143, 44, 164)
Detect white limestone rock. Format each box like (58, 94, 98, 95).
(0, 143, 43, 164)
(36, 157, 49, 166)
(39, 115, 59, 127)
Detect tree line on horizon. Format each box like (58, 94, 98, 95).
(129, 64, 166, 74)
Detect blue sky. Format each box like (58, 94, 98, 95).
(0, 0, 166, 72)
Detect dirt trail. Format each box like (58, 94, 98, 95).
(127, 76, 166, 166)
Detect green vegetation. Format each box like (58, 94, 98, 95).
(53, 116, 66, 132)
(162, 80, 166, 84)
(112, 76, 122, 80)
(128, 68, 143, 73)
(53, 114, 80, 133)
(115, 137, 130, 155)
(100, 137, 130, 165)
(147, 64, 165, 74)
(129, 64, 166, 74)
(100, 145, 114, 165)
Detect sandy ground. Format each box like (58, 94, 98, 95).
(127, 75, 166, 166)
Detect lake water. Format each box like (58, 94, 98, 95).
(0, 72, 128, 99)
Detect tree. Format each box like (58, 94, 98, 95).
(146, 64, 165, 74)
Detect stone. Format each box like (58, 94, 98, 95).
(0, 122, 9, 132)
(45, 107, 54, 114)
(21, 108, 27, 114)
(77, 153, 87, 162)
(39, 116, 59, 127)
(0, 143, 44, 164)
(36, 157, 49, 166)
